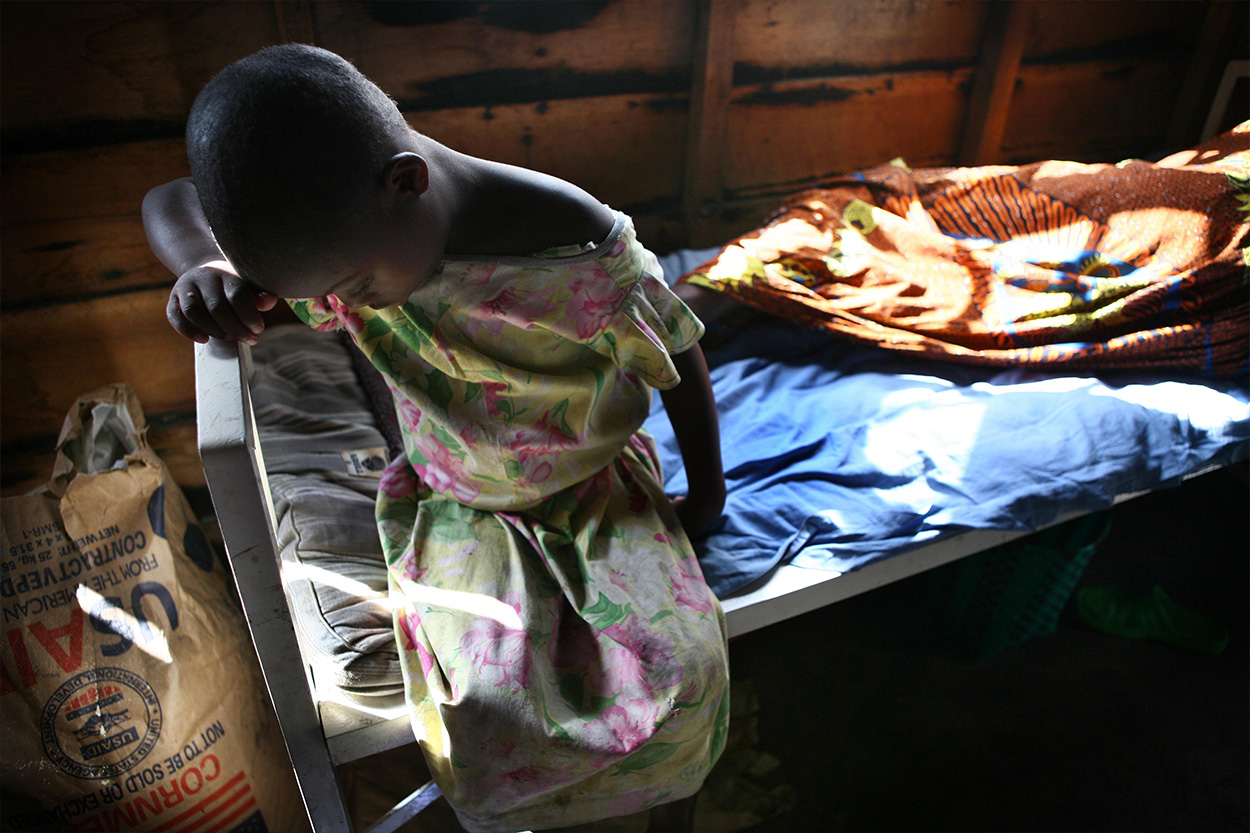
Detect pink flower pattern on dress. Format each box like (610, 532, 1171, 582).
(484, 283, 559, 330)
(606, 237, 628, 258)
(583, 698, 659, 755)
(671, 562, 716, 615)
(458, 263, 498, 286)
(460, 617, 532, 691)
(508, 407, 579, 454)
(514, 451, 555, 485)
(483, 287, 521, 317)
(603, 615, 683, 692)
(325, 294, 368, 334)
(391, 387, 425, 433)
(507, 406, 582, 486)
(461, 311, 506, 341)
(394, 547, 428, 583)
(379, 457, 417, 500)
(302, 297, 341, 333)
(566, 273, 627, 339)
(503, 764, 540, 784)
(480, 381, 510, 419)
(398, 611, 438, 681)
(413, 434, 481, 504)
(601, 642, 649, 700)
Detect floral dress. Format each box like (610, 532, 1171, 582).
(289, 212, 730, 832)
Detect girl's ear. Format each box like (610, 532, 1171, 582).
(382, 152, 430, 196)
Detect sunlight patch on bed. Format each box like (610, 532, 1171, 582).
(1089, 379, 1250, 427)
(282, 560, 380, 599)
(861, 387, 988, 475)
(281, 561, 525, 629)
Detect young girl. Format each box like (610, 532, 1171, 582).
(144, 45, 729, 832)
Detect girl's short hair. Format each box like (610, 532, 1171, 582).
(187, 44, 409, 289)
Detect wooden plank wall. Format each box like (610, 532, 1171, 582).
(2, 0, 1244, 497)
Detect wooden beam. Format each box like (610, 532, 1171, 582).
(683, 0, 738, 248)
(958, 0, 1034, 166)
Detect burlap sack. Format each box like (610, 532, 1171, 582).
(1, 384, 308, 833)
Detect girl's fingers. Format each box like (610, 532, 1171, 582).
(167, 267, 273, 343)
(221, 273, 267, 336)
(253, 290, 280, 312)
(177, 281, 239, 342)
(166, 296, 211, 343)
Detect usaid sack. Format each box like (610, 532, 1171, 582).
(1, 384, 307, 832)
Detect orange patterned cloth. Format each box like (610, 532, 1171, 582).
(682, 125, 1249, 377)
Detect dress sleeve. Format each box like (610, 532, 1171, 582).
(287, 296, 345, 332)
(565, 226, 705, 389)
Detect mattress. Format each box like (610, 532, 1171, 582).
(246, 250, 1250, 695)
(644, 314, 1250, 596)
(249, 327, 401, 696)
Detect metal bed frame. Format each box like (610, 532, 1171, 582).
(195, 335, 1193, 832)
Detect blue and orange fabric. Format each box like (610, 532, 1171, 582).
(682, 124, 1249, 377)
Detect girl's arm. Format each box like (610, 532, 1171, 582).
(142, 177, 276, 343)
(660, 343, 726, 538)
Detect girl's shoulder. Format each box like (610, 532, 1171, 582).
(460, 163, 616, 257)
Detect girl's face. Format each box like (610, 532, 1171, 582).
(326, 199, 447, 309)
(264, 151, 448, 308)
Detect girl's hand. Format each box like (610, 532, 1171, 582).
(144, 178, 277, 344)
(166, 261, 278, 344)
(670, 483, 726, 539)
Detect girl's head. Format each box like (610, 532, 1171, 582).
(187, 44, 442, 303)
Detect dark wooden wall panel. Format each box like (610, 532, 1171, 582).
(1024, 0, 1205, 59)
(3, 140, 189, 306)
(4, 218, 168, 308)
(409, 93, 688, 221)
(1004, 60, 1189, 163)
(731, 0, 987, 74)
(724, 69, 972, 195)
(0, 1, 279, 150)
(2, 0, 1242, 496)
(2, 289, 195, 445)
(1, 286, 201, 493)
(2, 141, 187, 225)
(314, 0, 696, 100)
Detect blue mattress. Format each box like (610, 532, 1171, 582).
(645, 252, 1250, 599)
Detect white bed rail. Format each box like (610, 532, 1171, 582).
(196, 338, 441, 832)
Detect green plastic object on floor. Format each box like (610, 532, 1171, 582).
(1076, 585, 1229, 655)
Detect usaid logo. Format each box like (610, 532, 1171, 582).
(41, 667, 163, 779)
